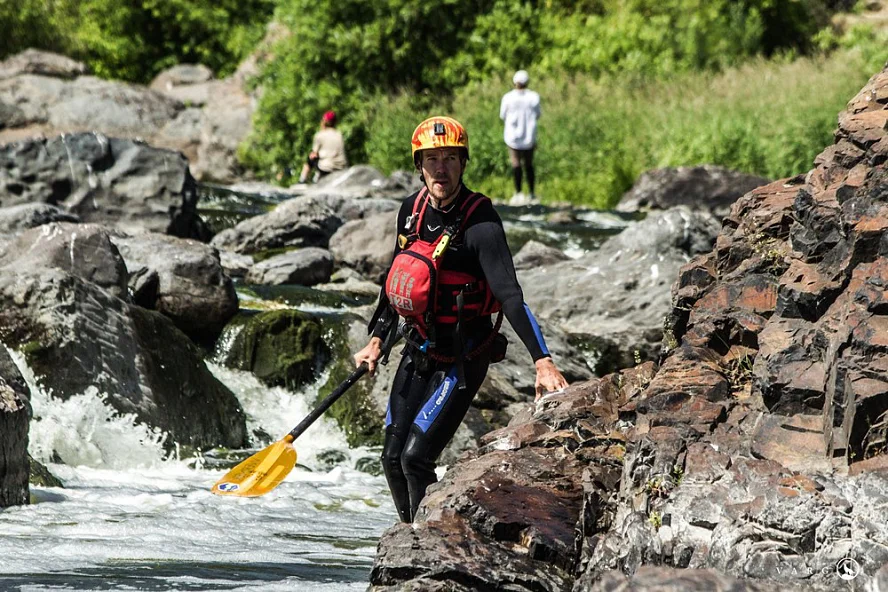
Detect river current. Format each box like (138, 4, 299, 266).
(1, 351, 395, 591)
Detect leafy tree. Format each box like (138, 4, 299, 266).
(1, 0, 274, 83)
(0, 0, 80, 58)
(71, 0, 275, 82)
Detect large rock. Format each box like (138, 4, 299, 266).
(210, 192, 398, 255)
(244, 247, 334, 286)
(0, 203, 79, 234)
(617, 165, 770, 218)
(519, 207, 721, 370)
(0, 222, 129, 300)
(0, 133, 209, 239)
(0, 49, 88, 80)
(111, 232, 238, 341)
(213, 310, 331, 392)
(329, 211, 397, 284)
(0, 223, 246, 452)
(0, 49, 259, 183)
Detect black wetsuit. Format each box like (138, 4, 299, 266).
(370, 185, 551, 523)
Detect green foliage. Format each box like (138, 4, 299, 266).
(0, 0, 80, 58)
(365, 45, 880, 207)
(537, 1, 763, 77)
(243, 0, 540, 177)
(244, 0, 844, 182)
(1, 0, 273, 83)
(536, 0, 836, 77)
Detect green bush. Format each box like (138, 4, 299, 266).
(0, 0, 273, 83)
(243, 0, 842, 181)
(0, 0, 79, 58)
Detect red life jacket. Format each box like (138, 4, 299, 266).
(385, 188, 501, 340)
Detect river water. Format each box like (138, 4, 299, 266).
(1, 351, 395, 591)
(0, 186, 636, 591)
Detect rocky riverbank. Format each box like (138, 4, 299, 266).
(368, 63, 888, 591)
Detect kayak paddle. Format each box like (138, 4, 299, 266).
(211, 363, 369, 497)
(212, 325, 402, 497)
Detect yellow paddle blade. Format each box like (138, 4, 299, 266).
(211, 438, 297, 497)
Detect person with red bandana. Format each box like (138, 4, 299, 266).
(298, 110, 348, 184)
(354, 116, 569, 523)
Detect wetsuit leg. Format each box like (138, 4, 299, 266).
(400, 353, 491, 520)
(380, 353, 432, 523)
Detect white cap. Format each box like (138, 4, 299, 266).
(512, 70, 529, 85)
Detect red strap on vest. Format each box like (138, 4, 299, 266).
(412, 189, 485, 231)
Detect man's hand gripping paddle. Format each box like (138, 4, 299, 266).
(212, 324, 401, 497)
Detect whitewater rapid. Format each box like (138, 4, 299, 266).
(0, 352, 396, 591)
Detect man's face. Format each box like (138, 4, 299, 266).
(420, 147, 465, 201)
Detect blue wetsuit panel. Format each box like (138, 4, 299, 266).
(412, 365, 459, 433)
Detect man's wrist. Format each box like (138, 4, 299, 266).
(535, 356, 554, 368)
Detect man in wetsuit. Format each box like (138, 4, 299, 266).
(353, 116, 569, 524)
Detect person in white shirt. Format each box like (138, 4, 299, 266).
(499, 70, 541, 200)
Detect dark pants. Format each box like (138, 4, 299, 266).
(508, 147, 535, 194)
(306, 155, 331, 177)
(381, 348, 491, 523)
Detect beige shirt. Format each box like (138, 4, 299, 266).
(312, 128, 348, 172)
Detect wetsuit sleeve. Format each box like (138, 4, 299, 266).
(369, 195, 414, 338)
(464, 207, 551, 362)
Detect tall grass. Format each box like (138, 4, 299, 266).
(365, 45, 885, 208)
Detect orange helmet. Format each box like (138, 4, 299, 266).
(411, 116, 469, 165)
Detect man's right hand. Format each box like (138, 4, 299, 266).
(354, 337, 383, 375)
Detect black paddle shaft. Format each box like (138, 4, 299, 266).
(286, 324, 402, 441)
(287, 364, 369, 441)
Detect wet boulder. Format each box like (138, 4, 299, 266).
(329, 211, 397, 284)
(111, 232, 238, 342)
(0, 133, 209, 239)
(0, 203, 80, 234)
(617, 165, 770, 218)
(209, 193, 344, 254)
(519, 207, 721, 371)
(210, 192, 398, 256)
(244, 247, 334, 286)
(0, 222, 128, 299)
(513, 240, 571, 271)
(0, 224, 246, 452)
(213, 309, 330, 391)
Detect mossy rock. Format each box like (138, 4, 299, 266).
(218, 309, 330, 390)
(315, 313, 385, 449)
(29, 456, 63, 488)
